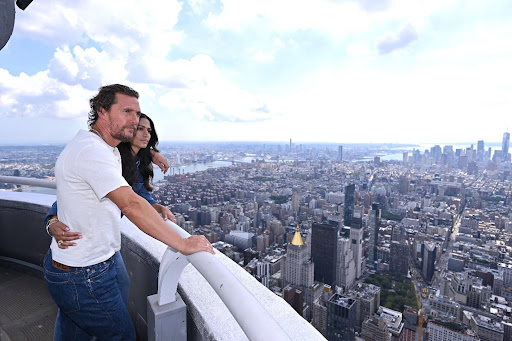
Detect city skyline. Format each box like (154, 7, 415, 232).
(1, 1, 511, 145)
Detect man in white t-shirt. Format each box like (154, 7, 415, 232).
(43, 84, 214, 340)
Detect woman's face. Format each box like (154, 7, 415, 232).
(132, 117, 151, 150)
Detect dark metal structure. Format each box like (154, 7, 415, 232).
(0, 0, 34, 51)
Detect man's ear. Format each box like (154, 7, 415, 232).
(98, 107, 107, 119)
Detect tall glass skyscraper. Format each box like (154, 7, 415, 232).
(344, 184, 355, 227)
(311, 222, 339, 286)
(502, 132, 510, 160)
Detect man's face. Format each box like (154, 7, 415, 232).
(104, 93, 141, 143)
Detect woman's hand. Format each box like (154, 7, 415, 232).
(151, 151, 169, 174)
(153, 203, 176, 223)
(50, 220, 82, 249)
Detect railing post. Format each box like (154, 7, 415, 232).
(147, 247, 190, 341)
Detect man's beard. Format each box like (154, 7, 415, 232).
(111, 125, 135, 143)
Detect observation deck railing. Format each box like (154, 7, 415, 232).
(0, 176, 324, 340)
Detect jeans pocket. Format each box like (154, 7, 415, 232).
(87, 258, 114, 282)
(45, 276, 80, 314)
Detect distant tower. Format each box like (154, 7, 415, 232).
(290, 138, 292, 153)
(368, 203, 381, 266)
(350, 208, 364, 279)
(292, 192, 300, 213)
(311, 222, 339, 286)
(477, 140, 484, 161)
(282, 225, 314, 287)
(344, 184, 355, 227)
(503, 132, 510, 161)
(338, 146, 343, 161)
(403, 152, 408, 164)
(326, 295, 357, 341)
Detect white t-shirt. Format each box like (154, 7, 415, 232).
(51, 129, 130, 267)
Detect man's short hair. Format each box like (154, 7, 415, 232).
(88, 84, 139, 128)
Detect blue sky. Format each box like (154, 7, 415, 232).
(0, 0, 511, 145)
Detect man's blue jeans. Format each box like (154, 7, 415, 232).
(43, 249, 135, 340)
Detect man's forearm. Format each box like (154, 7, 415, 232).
(108, 188, 185, 251)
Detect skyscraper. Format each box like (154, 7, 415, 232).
(311, 222, 339, 286)
(422, 241, 436, 284)
(503, 132, 510, 161)
(282, 225, 314, 288)
(336, 237, 356, 291)
(326, 295, 357, 341)
(338, 146, 343, 161)
(368, 203, 381, 265)
(477, 140, 484, 161)
(344, 184, 355, 227)
(350, 208, 364, 279)
(389, 241, 409, 276)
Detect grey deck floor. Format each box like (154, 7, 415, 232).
(0, 265, 57, 341)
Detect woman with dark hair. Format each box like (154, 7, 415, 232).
(117, 113, 173, 218)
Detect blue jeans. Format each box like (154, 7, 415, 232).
(43, 250, 135, 340)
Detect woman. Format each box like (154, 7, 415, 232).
(117, 113, 174, 220)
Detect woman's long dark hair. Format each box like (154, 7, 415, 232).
(118, 113, 159, 191)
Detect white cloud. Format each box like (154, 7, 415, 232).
(252, 50, 274, 62)
(0, 68, 93, 119)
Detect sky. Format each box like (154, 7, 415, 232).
(0, 0, 511, 145)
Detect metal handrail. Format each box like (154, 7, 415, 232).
(0, 175, 56, 189)
(0, 176, 291, 340)
(163, 220, 291, 341)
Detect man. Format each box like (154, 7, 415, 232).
(43, 84, 214, 340)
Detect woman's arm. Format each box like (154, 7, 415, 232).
(44, 201, 82, 249)
(152, 203, 176, 223)
(150, 150, 169, 174)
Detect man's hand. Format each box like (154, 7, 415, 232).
(49, 220, 82, 249)
(181, 235, 215, 255)
(151, 151, 169, 174)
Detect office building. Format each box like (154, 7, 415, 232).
(477, 140, 485, 160)
(361, 315, 391, 341)
(311, 222, 339, 286)
(368, 203, 381, 265)
(470, 314, 504, 341)
(503, 132, 510, 160)
(326, 295, 357, 341)
(349, 283, 381, 331)
(350, 210, 364, 279)
(338, 145, 343, 161)
(428, 320, 479, 341)
(389, 241, 409, 276)
(282, 225, 314, 288)
(422, 241, 436, 283)
(344, 184, 355, 227)
(336, 237, 355, 291)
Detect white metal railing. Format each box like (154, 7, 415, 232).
(0, 175, 56, 189)
(161, 221, 291, 340)
(0, 176, 292, 340)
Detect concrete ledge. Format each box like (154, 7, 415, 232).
(120, 217, 325, 341)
